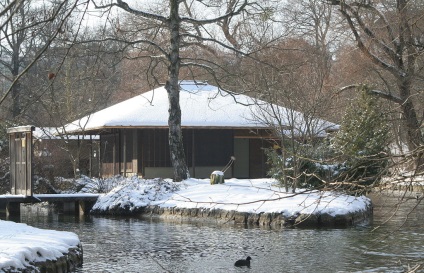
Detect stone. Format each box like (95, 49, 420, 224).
(1, 245, 83, 273)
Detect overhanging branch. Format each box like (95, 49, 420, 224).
(337, 84, 403, 104)
(91, 0, 167, 23)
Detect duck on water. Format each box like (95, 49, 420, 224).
(234, 256, 252, 267)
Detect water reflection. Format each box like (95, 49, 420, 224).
(1, 195, 423, 273)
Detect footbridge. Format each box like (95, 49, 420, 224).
(0, 193, 100, 218)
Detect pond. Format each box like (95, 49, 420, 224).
(2, 193, 423, 273)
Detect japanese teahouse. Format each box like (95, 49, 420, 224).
(64, 81, 338, 179)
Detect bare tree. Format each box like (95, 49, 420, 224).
(329, 0, 424, 170)
(90, 0, 253, 181)
(0, 0, 83, 121)
(227, 0, 342, 192)
(0, 0, 124, 179)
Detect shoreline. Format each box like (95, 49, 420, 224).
(1, 246, 83, 273)
(0, 220, 83, 273)
(91, 203, 374, 228)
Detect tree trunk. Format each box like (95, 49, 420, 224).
(334, 0, 424, 171)
(398, 80, 424, 171)
(166, 0, 189, 181)
(11, 81, 21, 118)
(11, 46, 21, 118)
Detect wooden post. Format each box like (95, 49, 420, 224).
(210, 171, 224, 185)
(6, 202, 20, 218)
(132, 130, 138, 175)
(192, 129, 196, 178)
(79, 200, 96, 215)
(63, 202, 77, 214)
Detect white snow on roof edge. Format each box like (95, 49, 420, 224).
(63, 81, 339, 137)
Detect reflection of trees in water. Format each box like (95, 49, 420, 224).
(371, 192, 424, 230)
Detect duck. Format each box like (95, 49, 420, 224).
(234, 256, 252, 267)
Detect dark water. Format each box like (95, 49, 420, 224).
(2, 193, 423, 273)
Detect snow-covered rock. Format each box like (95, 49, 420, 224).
(0, 220, 82, 273)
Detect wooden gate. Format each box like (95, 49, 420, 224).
(7, 126, 34, 196)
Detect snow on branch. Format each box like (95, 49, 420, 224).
(337, 85, 403, 104)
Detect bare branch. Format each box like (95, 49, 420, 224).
(0, 0, 76, 106)
(180, 0, 248, 25)
(336, 84, 404, 104)
(0, 0, 24, 32)
(90, 0, 167, 23)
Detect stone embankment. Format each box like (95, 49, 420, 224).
(93, 204, 373, 228)
(1, 245, 82, 273)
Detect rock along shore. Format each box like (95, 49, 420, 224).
(92, 203, 373, 228)
(1, 245, 83, 273)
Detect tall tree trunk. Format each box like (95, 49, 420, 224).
(398, 80, 424, 170)
(397, 0, 424, 170)
(166, 0, 189, 181)
(334, 0, 424, 171)
(11, 81, 21, 118)
(11, 45, 21, 118)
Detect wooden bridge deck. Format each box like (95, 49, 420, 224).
(0, 193, 100, 217)
(0, 193, 100, 202)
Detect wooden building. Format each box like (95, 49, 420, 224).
(64, 81, 337, 179)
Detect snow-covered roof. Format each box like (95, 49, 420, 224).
(65, 81, 338, 136)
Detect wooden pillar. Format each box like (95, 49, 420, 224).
(63, 202, 77, 214)
(123, 130, 127, 177)
(117, 131, 121, 175)
(79, 200, 95, 215)
(140, 130, 145, 177)
(112, 132, 117, 175)
(132, 130, 138, 175)
(89, 135, 93, 177)
(6, 202, 21, 218)
(192, 129, 196, 178)
(79, 201, 87, 215)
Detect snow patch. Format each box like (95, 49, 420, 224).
(90, 177, 371, 217)
(0, 221, 80, 272)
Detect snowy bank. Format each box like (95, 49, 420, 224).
(90, 177, 372, 227)
(381, 173, 424, 192)
(0, 220, 82, 273)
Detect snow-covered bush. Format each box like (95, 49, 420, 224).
(91, 177, 180, 214)
(266, 146, 344, 190)
(74, 175, 126, 193)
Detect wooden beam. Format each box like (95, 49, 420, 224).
(132, 130, 138, 175)
(6, 125, 35, 134)
(192, 129, 196, 177)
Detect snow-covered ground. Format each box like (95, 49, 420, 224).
(91, 177, 371, 217)
(0, 220, 80, 272)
